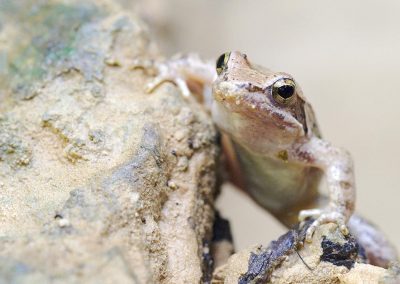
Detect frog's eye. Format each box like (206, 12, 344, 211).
(216, 52, 231, 75)
(272, 78, 296, 105)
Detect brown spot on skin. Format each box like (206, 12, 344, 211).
(340, 181, 352, 190)
(244, 83, 263, 93)
(294, 149, 314, 163)
(271, 112, 285, 121)
(277, 150, 289, 162)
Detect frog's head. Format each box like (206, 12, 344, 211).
(212, 51, 311, 148)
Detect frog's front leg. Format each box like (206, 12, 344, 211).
(132, 54, 216, 102)
(294, 137, 355, 242)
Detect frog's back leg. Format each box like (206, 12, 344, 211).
(348, 214, 398, 268)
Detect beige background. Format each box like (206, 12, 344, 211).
(146, 0, 400, 251)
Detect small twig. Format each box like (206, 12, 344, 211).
(296, 250, 314, 272)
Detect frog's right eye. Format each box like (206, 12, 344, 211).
(272, 78, 296, 105)
(216, 52, 231, 75)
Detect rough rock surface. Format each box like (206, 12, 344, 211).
(212, 222, 399, 283)
(0, 1, 219, 283)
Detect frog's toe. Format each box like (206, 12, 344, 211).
(131, 59, 168, 93)
(133, 60, 191, 97)
(144, 75, 166, 93)
(145, 75, 190, 97)
(131, 58, 158, 73)
(305, 223, 317, 242)
(171, 77, 191, 97)
(339, 223, 349, 236)
(299, 208, 322, 222)
(304, 211, 349, 243)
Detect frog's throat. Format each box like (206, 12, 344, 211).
(232, 141, 322, 221)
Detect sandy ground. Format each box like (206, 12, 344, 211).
(152, 0, 400, 252)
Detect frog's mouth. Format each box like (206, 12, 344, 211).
(214, 89, 305, 135)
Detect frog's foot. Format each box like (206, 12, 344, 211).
(132, 58, 191, 97)
(299, 208, 349, 242)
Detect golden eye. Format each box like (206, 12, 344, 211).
(272, 78, 296, 105)
(216, 52, 231, 75)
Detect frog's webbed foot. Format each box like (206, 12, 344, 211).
(299, 208, 349, 242)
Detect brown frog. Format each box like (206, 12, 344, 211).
(137, 51, 398, 267)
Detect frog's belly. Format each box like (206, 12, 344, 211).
(234, 143, 322, 214)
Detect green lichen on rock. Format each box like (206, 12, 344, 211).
(0, 1, 104, 100)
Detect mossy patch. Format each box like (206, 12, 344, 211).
(0, 1, 104, 100)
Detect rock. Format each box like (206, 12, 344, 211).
(211, 211, 235, 269)
(0, 1, 219, 283)
(212, 222, 399, 283)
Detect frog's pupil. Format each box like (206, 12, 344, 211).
(277, 85, 295, 99)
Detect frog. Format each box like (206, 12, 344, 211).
(135, 51, 398, 268)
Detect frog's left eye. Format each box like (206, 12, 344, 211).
(216, 52, 231, 75)
(272, 78, 296, 105)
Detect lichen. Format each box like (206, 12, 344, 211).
(0, 1, 104, 100)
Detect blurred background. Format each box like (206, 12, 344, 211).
(138, 0, 400, 251)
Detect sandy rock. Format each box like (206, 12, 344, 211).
(0, 1, 219, 283)
(212, 222, 399, 283)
